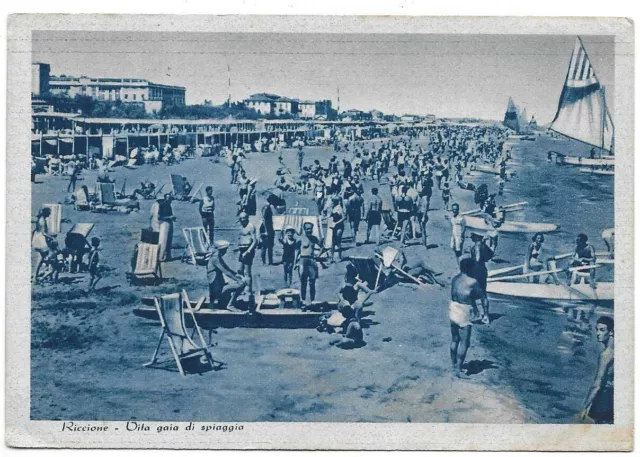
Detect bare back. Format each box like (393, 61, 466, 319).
(451, 272, 484, 305)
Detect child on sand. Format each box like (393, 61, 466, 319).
(278, 226, 299, 288)
(442, 182, 451, 211)
(87, 237, 102, 292)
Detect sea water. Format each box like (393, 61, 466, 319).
(475, 133, 614, 423)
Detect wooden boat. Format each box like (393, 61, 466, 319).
(579, 167, 614, 175)
(557, 156, 614, 167)
(461, 201, 527, 216)
(134, 292, 337, 329)
(487, 281, 613, 303)
(464, 216, 559, 233)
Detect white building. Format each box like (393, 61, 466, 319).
(48, 75, 186, 113)
(298, 100, 316, 119)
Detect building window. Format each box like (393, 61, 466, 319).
(133, 94, 136, 101)
(124, 94, 128, 100)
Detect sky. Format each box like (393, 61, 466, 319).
(32, 32, 615, 123)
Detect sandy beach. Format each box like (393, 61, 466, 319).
(30, 132, 612, 423)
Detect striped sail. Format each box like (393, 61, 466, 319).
(503, 97, 520, 132)
(550, 37, 614, 152)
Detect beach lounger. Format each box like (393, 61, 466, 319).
(94, 182, 118, 210)
(182, 227, 210, 266)
(350, 256, 387, 291)
(143, 290, 214, 376)
(65, 223, 95, 272)
(129, 242, 163, 284)
(73, 187, 91, 211)
(41, 204, 62, 234)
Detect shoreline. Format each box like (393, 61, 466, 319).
(30, 132, 608, 423)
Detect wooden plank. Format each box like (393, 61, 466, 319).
(487, 264, 601, 283)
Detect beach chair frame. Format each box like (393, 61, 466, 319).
(143, 290, 214, 376)
(182, 227, 210, 265)
(41, 203, 62, 234)
(129, 242, 163, 285)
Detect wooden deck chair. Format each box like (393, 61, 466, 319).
(170, 174, 188, 200)
(182, 227, 210, 265)
(143, 291, 214, 376)
(130, 242, 163, 284)
(96, 182, 117, 207)
(42, 203, 62, 234)
(350, 256, 386, 291)
(73, 188, 91, 211)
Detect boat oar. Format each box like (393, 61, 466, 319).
(488, 263, 524, 277)
(487, 264, 601, 283)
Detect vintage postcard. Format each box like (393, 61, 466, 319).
(6, 15, 634, 450)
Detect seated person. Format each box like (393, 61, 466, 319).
(206, 240, 246, 311)
(329, 305, 365, 349)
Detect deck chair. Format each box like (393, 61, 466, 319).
(285, 207, 309, 216)
(73, 188, 91, 211)
(143, 291, 214, 376)
(94, 182, 118, 210)
(42, 203, 62, 234)
(130, 242, 163, 284)
(170, 174, 194, 200)
(350, 256, 387, 291)
(182, 227, 210, 265)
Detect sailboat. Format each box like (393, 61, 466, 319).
(503, 96, 520, 132)
(550, 37, 615, 167)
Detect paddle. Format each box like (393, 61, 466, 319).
(487, 264, 601, 283)
(487, 264, 524, 277)
(461, 201, 528, 216)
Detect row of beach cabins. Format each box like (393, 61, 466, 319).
(32, 113, 434, 160)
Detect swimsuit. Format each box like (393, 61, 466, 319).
(449, 301, 474, 327)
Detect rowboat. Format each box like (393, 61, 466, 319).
(579, 168, 614, 176)
(487, 281, 613, 303)
(461, 201, 527, 217)
(134, 293, 337, 329)
(557, 156, 614, 166)
(464, 216, 559, 233)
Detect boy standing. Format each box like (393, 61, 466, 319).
(87, 237, 102, 292)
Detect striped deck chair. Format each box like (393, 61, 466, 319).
(170, 174, 188, 200)
(273, 214, 323, 238)
(96, 182, 117, 208)
(182, 227, 210, 265)
(42, 204, 62, 234)
(285, 207, 309, 216)
(143, 290, 214, 376)
(130, 242, 163, 284)
(349, 256, 386, 291)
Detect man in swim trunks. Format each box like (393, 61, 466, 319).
(581, 316, 614, 424)
(237, 212, 258, 296)
(448, 203, 466, 262)
(450, 257, 490, 378)
(298, 221, 322, 306)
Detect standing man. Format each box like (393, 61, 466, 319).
(569, 233, 597, 288)
(469, 232, 495, 294)
(260, 195, 276, 265)
(237, 212, 258, 296)
(150, 193, 176, 262)
(198, 186, 216, 243)
(346, 190, 365, 245)
(450, 257, 490, 379)
(365, 187, 383, 245)
(581, 316, 614, 424)
(298, 221, 322, 306)
(297, 143, 305, 171)
(67, 159, 79, 193)
(447, 203, 466, 262)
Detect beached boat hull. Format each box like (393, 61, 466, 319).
(464, 216, 559, 233)
(487, 281, 613, 302)
(558, 156, 614, 166)
(579, 168, 615, 175)
(134, 296, 337, 329)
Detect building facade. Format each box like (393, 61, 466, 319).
(298, 101, 316, 119)
(48, 75, 186, 113)
(32, 62, 51, 96)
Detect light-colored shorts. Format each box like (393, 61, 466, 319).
(449, 300, 473, 327)
(450, 236, 464, 252)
